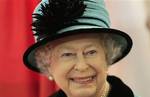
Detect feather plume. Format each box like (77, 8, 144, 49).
(32, 0, 86, 40)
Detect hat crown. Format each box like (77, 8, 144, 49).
(32, 0, 110, 41)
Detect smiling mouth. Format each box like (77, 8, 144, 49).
(70, 75, 96, 84)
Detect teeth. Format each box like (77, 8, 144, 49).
(71, 76, 95, 84)
(75, 77, 92, 81)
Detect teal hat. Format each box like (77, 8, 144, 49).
(23, 0, 132, 72)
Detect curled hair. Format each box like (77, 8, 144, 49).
(34, 43, 52, 73)
(101, 34, 124, 65)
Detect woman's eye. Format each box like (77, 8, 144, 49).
(85, 50, 97, 56)
(61, 53, 74, 57)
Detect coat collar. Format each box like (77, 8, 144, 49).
(107, 76, 134, 97)
(49, 76, 134, 97)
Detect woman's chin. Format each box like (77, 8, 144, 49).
(69, 87, 97, 97)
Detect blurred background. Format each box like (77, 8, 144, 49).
(0, 0, 150, 97)
(106, 0, 150, 97)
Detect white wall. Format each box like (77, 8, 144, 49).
(105, 0, 150, 97)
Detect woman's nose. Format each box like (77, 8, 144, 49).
(74, 55, 89, 72)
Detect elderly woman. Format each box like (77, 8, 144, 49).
(23, 0, 137, 97)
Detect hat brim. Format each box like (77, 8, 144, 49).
(23, 28, 132, 73)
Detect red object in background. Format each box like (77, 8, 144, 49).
(0, 0, 57, 97)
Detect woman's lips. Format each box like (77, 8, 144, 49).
(70, 75, 96, 84)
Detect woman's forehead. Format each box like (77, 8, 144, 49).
(50, 33, 102, 47)
(55, 41, 101, 51)
(49, 34, 104, 52)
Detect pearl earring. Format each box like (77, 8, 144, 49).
(48, 76, 53, 80)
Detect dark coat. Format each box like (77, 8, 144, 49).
(49, 76, 134, 97)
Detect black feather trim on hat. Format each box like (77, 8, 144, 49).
(32, 0, 86, 41)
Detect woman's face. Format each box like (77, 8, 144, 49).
(48, 34, 108, 97)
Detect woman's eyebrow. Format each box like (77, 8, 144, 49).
(84, 44, 99, 49)
(57, 46, 75, 51)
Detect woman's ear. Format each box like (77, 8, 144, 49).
(42, 66, 54, 81)
(45, 72, 54, 81)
